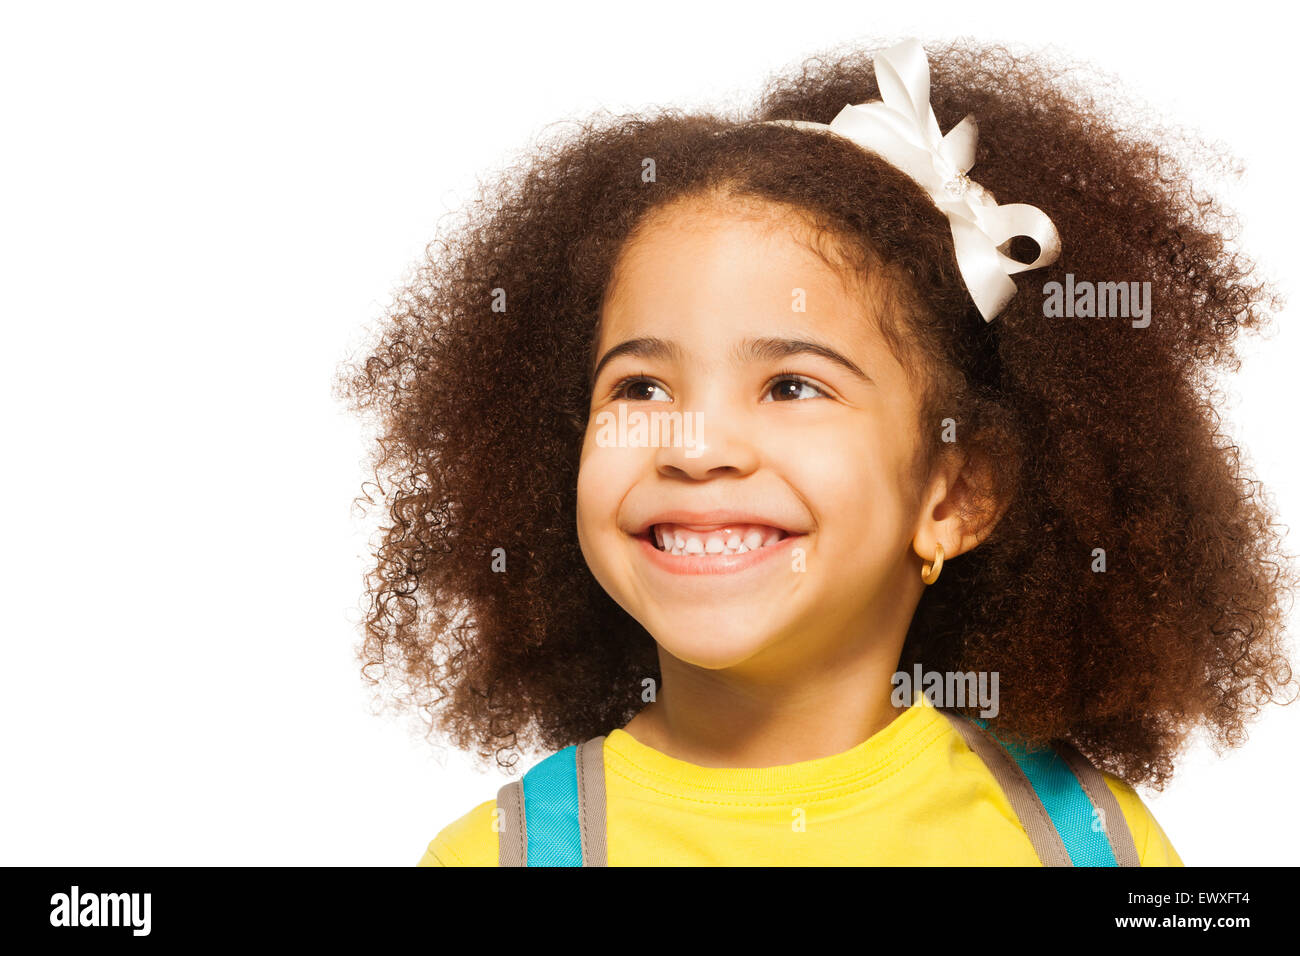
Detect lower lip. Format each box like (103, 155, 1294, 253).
(634, 531, 806, 576)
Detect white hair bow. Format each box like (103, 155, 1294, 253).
(763, 38, 1061, 322)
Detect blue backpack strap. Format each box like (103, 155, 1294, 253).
(1052, 738, 1141, 866)
(972, 717, 1119, 866)
(954, 711, 1137, 866)
(496, 736, 607, 866)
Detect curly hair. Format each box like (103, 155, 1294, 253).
(333, 38, 1298, 789)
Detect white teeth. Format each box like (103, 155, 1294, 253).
(651, 523, 790, 556)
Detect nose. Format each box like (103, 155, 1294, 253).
(653, 406, 760, 480)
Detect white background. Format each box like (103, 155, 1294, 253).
(2, 0, 1297, 866)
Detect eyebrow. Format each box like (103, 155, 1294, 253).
(590, 335, 873, 387)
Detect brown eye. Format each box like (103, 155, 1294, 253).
(610, 376, 670, 402)
(764, 375, 825, 402)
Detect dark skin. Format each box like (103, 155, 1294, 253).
(579, 197, 1005, 768)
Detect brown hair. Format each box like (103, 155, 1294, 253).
(333, 39, 1298, 788)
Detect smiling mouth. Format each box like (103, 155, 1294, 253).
(642, 523, 792, 557)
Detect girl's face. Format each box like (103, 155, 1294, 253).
(577, 197, 934, 679)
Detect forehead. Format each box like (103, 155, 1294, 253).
(598, 194, 887, 354)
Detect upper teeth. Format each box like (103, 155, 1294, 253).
(652, 523, 787, 556)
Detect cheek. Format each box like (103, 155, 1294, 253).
(785, 419, 913, 537)
(575, 438, 603, 551)
(576, 433, 641, 544)
(575, 439, 648, 601)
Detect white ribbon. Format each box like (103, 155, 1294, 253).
(763, 38, 1061, 322)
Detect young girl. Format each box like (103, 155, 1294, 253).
(336, 37, 1296, 865)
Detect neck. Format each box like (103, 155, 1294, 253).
(622, 623, 910, 769)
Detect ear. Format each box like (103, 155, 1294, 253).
(912, 445, 1011, 565)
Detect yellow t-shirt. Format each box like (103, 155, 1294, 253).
(417, 696, 1183, 866)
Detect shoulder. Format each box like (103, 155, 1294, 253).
(416, 797, 499, 867)
(416, 742, 590, 866)
(1099, 771, 1183, 866)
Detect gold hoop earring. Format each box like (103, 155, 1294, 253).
(921, 542, 944, 585)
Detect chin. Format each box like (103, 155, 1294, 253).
(642, 608, 790, 670)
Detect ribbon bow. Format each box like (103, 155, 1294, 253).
(763, 38, 1060, 321)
